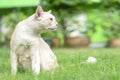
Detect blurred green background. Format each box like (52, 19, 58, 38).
(0, 0, 120, 48)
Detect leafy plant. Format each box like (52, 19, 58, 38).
(43, 0, 120, 40)
(104, 9, 120, 39)
(0, 10, 27, 44)
(64, 12, 87, 37)
(86, 8, 120, 43)
(86, 10, 108, 43)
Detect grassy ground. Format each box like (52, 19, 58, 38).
(0, 46, 120, 80)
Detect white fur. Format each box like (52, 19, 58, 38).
(10, 6, 59, 74)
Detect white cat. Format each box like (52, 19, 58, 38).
(10, 6, 59, 74)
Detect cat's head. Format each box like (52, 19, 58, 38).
(34, 6, 58, 32)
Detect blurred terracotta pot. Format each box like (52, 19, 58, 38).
(108, 38, 120, 47)
(65, 36, 90, 47)
(51, 37, 61, 47)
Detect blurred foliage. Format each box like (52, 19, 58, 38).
(43, 0, 120, 7)
(0, 0, 120, 45)
(86, 10, 108, 42)
(43, 0, 120, 43)
(0, 10, 27, 44)
(63, 12, 87, 37)
(104, 9, 120, 39)
(0, 8, 34, 45)
(86, 9, 120, 42)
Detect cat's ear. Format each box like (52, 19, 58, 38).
(35, 6, 43, 17)
(48, 10, 52, 13)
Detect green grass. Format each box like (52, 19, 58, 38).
(0, 46, 120, 80)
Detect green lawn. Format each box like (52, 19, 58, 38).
(0, 46, 120, 80)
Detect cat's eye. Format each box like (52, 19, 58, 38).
(50, 18, 53, 21)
